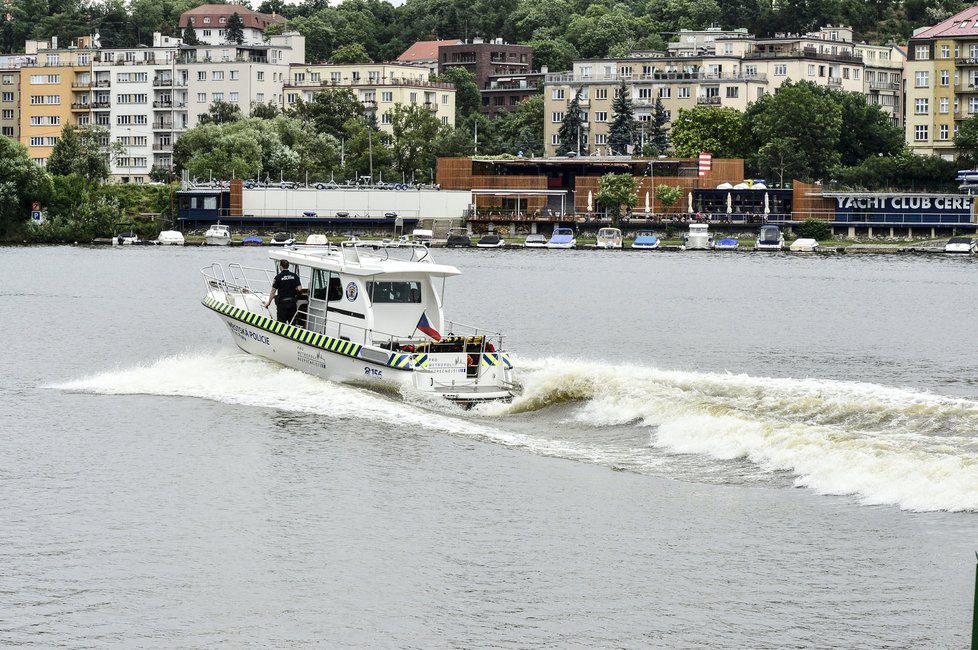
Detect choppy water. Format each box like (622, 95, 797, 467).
(3, 245, 978, 648)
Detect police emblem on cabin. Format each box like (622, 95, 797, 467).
(345, 282, 358, 302)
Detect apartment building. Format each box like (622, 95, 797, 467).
(438, 40, 534, 115)
(179, 4, 286, 47)
(543, 26, 887, 156)
(282, 62, 456, 132)
(905, 6, 978, 159)
(397, 39, 462, 74)
(854, 42, 905, 127)
(0, 55, 32, 142)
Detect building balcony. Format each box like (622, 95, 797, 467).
(696, 95, 721, 105)
(153, 100, 172, 108)
(957, 58, 978, 66)
(958, 82, 978, 93)
(91, 101, 110, 109)
(742, 48, 862, 63)
(362, 99, 377, 110)
(546, 72, 767, 84)
(827, 76, 842, 86)
(70, 102, 90, 111)
(868, 81, 900, 91)
(423, 101, 438, 112)
(153, 121, 173, 130)
(153, 77, 173, 87)
(152, 143, 172, 152)
(94, 80, 110, 87)
(71, 81, 92, 88)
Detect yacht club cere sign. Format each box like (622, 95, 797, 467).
(832, 194, 974, 223)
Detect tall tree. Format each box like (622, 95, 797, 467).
(757, 137, 810, 187)
(648, 97, 670, 154)
(182, 23, 200, 46)
(607, 81, 634, 156)
(595, 172, 637, 227)
(47, 124, 81, 177)
(670, 106, 747, 159)
(289, 87, 365, 139)
(225, 12, 245, 45)
(199, 100, 243, 125)
(47, 125, 115, 182)
(0, 137, 53, 239)
(389, 103, 443, 182)
(330, 43, 371, 64)
(436, 67, 482, 120)
(556, 88, 587, 156)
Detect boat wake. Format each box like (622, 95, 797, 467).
(57, 352, 978, 512)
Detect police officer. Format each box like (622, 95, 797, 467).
(265, 259, 302, 323)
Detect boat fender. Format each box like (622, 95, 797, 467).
(467, 354, 475, 366)
(402, 344, 415, 352)
(485, 343, 495, 352)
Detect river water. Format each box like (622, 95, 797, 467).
(2, 245, 978, 648)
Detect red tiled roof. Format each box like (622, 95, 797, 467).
(179, 4, 286, 30)
(397, 39, 462, 62)
(914, 6, 978, 39)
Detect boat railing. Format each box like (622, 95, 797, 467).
(341, 239, 434, 264)
(201, 262, 275, 300)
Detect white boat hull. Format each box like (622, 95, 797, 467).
(203, 295, 515, 403)
(204, 235, 230, 246)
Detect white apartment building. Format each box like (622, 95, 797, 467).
(283, 62, 456, 132)
(179, 4, 286, 47)
(544, 25, 890, 156)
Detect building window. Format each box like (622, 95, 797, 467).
(915, 71, 929, 87)
(914, 124, 928, 140)
(941, 70, 950, 86)
(197, 92, 207, 103)
(256, 93, 264, 102)
(725, 86, 738, 98)
(1, 93, 13, 102)
(914, 45, 929, 60)
(808, 64, 816, 76)
(441, 116, 448, 124)
(940, 124, 949, 140)
(595, 88, 608, 100)
(941, 44, 950, 58)
(970, 96, 978, 114)
(1, 127, 12, 136)
(773, 64, 787, 76)
(230, 71, 239, 81)
(595, 111, 608, 121)
(551, 134, 559, 145)
(381, 91, 392, 102)
(677, 87, 690, 98)
(595, 133, 607, 145)
(940, 97, 949, 113)
(659, 87, 671, 98)
(915, 98, 928, 114)
(551, 89, 565, 101)
(203, 16, 211, 23)
(552, 111, 564, 122)
(198, 71, 206, 81)
(1, 109, 13, 119)
(638, 87, 652, 100)
(229, 92, 239, 103)
(381, 113, 392, 124)
(202, 29, 211, 37)
(257, 71, 265, 81)
(212, 71, 224, 81)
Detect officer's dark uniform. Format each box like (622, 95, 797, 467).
(271, 266, 302, 323)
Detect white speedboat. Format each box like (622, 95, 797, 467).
(523, 233, 547, 248)
(944, 236, 977, 254)
(755, 225, 784, 251)
(305, 234, 329, 246)
(270, 232, 296, 246)
(476, 234, 506, 248)
(789, 238, 819, 252)
(683, 223, 713, 250)
(631, 231, 660, 249)
(201, 242, 517, 405)
(595, 227, 623, 249)
(112, 230, 141, 246)
(204, 224, 231, 246)
(156, 230, 185, 246)
(546, 227, 576, 249)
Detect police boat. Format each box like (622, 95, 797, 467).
(201, 241, 518, 405)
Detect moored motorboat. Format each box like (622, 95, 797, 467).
(156, 230, 185, 246)
(715, 237, 739, 250)
(944, 236, 977, 254)
(201, 242, 517, 404)
(546, 227, 576, 249)
(476, 234, 506, 248)
(523, 233, 547, 248)
(631, 231, 660, 249)
(445, 228, 472, 248)
(595, 227, 623, 249)
(113, 230, 141, 246)
(755, 225, 785, 251)
(305, 234, 329, 246)
(789, 238, 819, 252)
(270, 232, 296, 246)
(242, 236, 264, 246)
(204, 224, 231, 246)
(683, 223, 713, 250)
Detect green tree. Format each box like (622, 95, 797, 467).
(648, 97, 669, 154)
(389, 103, 443, 181)
(225, 11, 245, 45)
(330, 42, 371, 64)
(182, 23, 200, 46)
(47, 125, 115, 183)
(496, 94, 545, 156)
(289, 87, 365, 139)
(744, 80, 842, 181)
(834, 90, 904, 166)
(556, 88, 587, 156)
(437, 66, 482, 120)
(670, 106, 747, 159)
(199, 100, 243, 125)
(595, 172, 637, 227)
(528, 38, 578, 72)
(955, 115, 978, 164)
(655, 184, 683, 212)
(47, 124, 81, 177)
(251, 101, 280, 119)
(607, 81, 634, 156)
(0, 137, 53, 239)
(830, 152, 958, 192)
(756, 137, 809, 187)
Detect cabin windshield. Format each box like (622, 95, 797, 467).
(760, 227, 780, 240)
(367, 280, 422, 304)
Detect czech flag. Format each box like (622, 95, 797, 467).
(416, 311, 441, 339)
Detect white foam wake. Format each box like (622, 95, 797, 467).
(500, 358, 978, 512)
